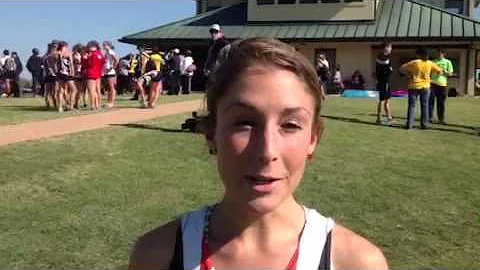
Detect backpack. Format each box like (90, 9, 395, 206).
(4, 57, 16, 72)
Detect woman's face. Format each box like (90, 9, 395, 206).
(61, 46, 69, 56)
(214, 65, 319, 213)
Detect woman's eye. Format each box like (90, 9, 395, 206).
(233, 120, 255, 129)
(282, 122, 302, 131)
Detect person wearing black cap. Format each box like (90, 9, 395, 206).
(204, 24, 229, 78)
(27, 48, 43, 97)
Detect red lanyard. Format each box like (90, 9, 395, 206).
(200, 205, 301, 270)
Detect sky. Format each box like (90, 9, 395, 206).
(2, 0, 480, 79)
(0, 0, 196, 79)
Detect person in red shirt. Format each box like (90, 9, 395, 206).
(84, 40, 105, 110)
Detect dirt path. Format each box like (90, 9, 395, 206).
(0, 99, 202, 147)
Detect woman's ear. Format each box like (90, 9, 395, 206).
(199, 117, 216, 155)
(307, 119, 323, 158)
(206, 132, 216, 155)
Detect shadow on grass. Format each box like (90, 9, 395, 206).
(0, 105, 52, 111)
(110, 123, 184, 133)
(355, 113, 479, 131)
(322, 115, 479, 136)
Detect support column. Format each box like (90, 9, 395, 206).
(466, 0, 477, 18)
(196, 0, 208, 14)
(466, 47, 476, 97)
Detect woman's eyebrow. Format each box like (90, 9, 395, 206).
(221, 101, 258, 114)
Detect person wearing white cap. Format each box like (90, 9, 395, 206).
(204, 23, 229, 77)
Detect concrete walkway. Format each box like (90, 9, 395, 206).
(0, 99, 202, 146)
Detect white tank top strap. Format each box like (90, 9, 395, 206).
(181, 207, 206, 270)
(297, 206, 335, 270)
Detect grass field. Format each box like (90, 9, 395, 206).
(0, 97, 479, 268)
(0, 93, 203, 126)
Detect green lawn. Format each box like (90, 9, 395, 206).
(0, 93, 203, 126)
(0, 97, 478, 268)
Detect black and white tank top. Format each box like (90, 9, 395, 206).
(58, 55, 72, 76)
(169, 206, 335, 270)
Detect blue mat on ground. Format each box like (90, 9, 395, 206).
(342, 90, 378, 98)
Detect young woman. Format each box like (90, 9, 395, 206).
(146, 48, 165, 108)
(56, 41, 78, 112)
(316, 54, 329, 100)
(333, 65, 344, 94)
(135, 50, 153, 108)
(128, 38, 388, 270)
(117, 54, 132, 95)
(43, 43, 59, 108)
(181, 49, 196, 95)
(72, 44, 88, 109)
(350, 70, 366, 90)
(102, 41, 118, 108)
(0, 50, 16, 98)
(84, 41, 105, 110)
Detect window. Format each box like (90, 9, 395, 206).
(445, 0, 464, 15)
(299, 0, 318, 3)
(256, 0, 275, 5)
(278, 0, 296, 4)
(320, 0, 340, 3)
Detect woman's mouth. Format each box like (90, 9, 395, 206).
(245, 175, 282, 192)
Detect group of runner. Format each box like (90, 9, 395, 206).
(38, 39, 118, 112)
(32, 41, 196, 111)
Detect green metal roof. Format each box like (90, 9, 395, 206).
(119, 0, 480, 45)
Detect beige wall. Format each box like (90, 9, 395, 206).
(294, 42, 375, 88)
(248, 0, 376, 22)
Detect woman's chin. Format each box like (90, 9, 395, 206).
(245, 197, 283, 215)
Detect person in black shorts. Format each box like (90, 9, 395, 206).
(56, 41, 78, 112)
(376, 42, 394, 124)
(43, 42, 59, 108)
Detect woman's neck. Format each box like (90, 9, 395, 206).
(210, 198, 305, 248)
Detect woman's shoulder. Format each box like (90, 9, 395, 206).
(331, 224, 389, 269)
(128, 207, 208, 270)
(128, 219, 179, 270)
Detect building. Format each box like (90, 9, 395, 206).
(120, 0, 480, 95)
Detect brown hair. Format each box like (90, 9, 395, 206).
(203, 38, 322, 138)
(86, 40, 100, 51)
(103, 40, 114, 50)
(72, 43, 84, 54)
(57, 41, 68, 52)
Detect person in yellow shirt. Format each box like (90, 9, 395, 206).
(400, 48, 443, 130)
(147, 48, 165, 108)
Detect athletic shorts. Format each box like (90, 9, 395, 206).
(44, 75, 57, 83)
(57, 74, 74, 83)
(74, 76, 85, 82)
(138, 74, 152, 86)
(151, 73, 163, 83)
(377, 81, 391, 101)
(103, 74, 116, 79)
(2, 71, 15, 80)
